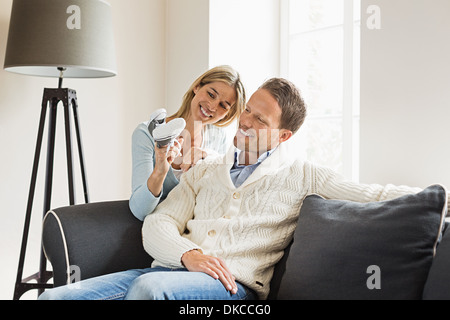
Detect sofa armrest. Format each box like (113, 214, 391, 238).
(42, 200, 154, 287)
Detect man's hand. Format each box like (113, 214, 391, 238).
(181, 250, 238, 294)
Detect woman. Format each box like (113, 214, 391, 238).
(129, 66, 246, 221)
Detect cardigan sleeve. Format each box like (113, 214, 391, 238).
(309, 163, 423, 203)
(141, 165, 203, 268)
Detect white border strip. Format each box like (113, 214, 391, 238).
(433, 184, 448, 257)
(42, 210, 71, 285)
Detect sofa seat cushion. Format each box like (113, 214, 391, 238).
(276, 184, 447, 300)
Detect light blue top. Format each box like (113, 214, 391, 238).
(129, 121, 229, 221)
(230, 148, 276, 188)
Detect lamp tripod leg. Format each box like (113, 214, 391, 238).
(13, 97, 49, 300)
(63, 95, 76, 205)
(13, 88, 90, 300)
(70, 91, 89, 203)
(37, 98, 58, 297)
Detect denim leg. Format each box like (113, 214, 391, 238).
(38, 267, 157, 300)
(125, 269, 256, 300)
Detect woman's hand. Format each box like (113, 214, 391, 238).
(178, 147, 208, 172)
(153, 137, 184, 175)
(147, 137, 184, 197)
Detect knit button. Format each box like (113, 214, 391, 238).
(208, 230, 217, 237)
(233, 192, 240, 200)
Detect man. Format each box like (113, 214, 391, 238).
(39, 78, 421, 300)
(128, 78, 422, 300)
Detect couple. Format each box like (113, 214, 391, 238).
(40, 67, 423, 300)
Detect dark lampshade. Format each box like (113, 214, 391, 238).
(4, 0, 117, 78)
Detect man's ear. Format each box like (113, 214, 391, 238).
(279, 129, 293, 143)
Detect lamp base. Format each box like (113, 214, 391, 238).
(13, 87, 89, 300)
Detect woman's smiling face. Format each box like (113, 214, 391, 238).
(190, 82, 236, 125)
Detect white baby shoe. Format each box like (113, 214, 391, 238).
(147, 108, 167, 137)
(152, 118, 186, 148)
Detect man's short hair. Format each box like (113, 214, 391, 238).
(259, 78, 307, 134)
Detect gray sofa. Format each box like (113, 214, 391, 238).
(42, 185, 450, 300)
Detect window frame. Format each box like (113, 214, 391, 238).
(280, 0, 361, 181)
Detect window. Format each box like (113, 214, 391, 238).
(281, 0, 361, 181)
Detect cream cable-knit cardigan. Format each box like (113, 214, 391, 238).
(142, 142, 424, 299)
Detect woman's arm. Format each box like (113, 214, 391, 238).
(129, 124, 162, 221)
(129, 124, 181, 221)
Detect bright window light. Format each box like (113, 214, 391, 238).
(281, 0, 361, 181)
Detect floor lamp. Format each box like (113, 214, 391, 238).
(3, 0, 117, 299)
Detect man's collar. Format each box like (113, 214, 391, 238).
(234, 147, 277, 167)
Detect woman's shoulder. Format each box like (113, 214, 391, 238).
(133, 121, 153, 138)
(132, 121, 155, 149)
(203, 124, 235, 154)
(204, 123, 228, 136)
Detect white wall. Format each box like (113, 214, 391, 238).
(208, 0, 281, 140)
(360, 0, 450, 188)
(166, 0, 281, 139)
(0, 0, 281, 299)
(165, 0, 280, 113)
(165, 0, 210, 114)
(0, 0, 166, 299)
(209, 0, 280, 95)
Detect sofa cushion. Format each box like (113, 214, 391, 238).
(423, 222, 450, 299)
(276, 185, 447, 300)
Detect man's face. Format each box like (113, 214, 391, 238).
(233, 89, 292, 156)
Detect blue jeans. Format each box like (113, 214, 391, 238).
(38, 267, 256, 300)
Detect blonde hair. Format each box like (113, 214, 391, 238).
(170, 65, 246, 127)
